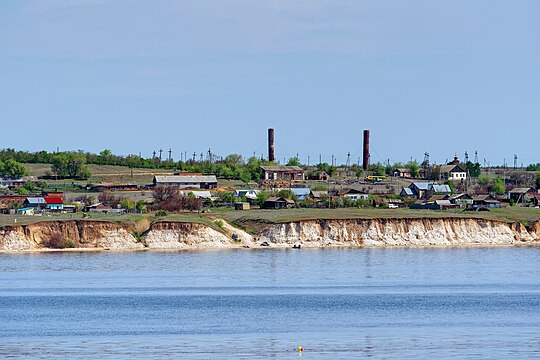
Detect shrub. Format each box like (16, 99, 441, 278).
(155, 210, 168, 217)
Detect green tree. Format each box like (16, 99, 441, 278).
(466, 161, 481, 177)
(287, 157, 301, 166)
(255, 191, 270, 207)
(491, 177, 506, 195)
(406, 161, 420, 178)
(0, 159, 28, 177)
(121, 198, 135, 211)
(51, 152, 91, 179)
(136, 200, 146, 212)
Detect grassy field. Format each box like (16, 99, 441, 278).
(214, 207, 540, 228)
(1, 207, 539, 232)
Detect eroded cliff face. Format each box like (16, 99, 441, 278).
(0, 220, 143, 252)
(0, 218, 538, 252)
(144, 222, 237, 249)
(255, 218, 540, 248)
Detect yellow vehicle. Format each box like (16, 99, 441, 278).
(365, 175, 386, 182)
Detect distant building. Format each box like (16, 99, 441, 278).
(340, 188, 369, 201)
(153, 175, 218, 189)
(393, 168, 412, 178)
(261, 197, 295, 210)
(439, 164, 467, 182)
(473, 195, 503, 208)
(260, 166, 305, 181)
(233, 189, 260, 200)
(88, 183, 139, 192)
(234, 202, 250, 210)
(508, 188, 537, 203)
(43, 196, 64, 210)
(408, 182, 451, 199)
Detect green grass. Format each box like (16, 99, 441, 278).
(212, 207, 540, 228)
(1, 207, 539, 234)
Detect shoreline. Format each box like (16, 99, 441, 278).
(0, 215, 538, 253)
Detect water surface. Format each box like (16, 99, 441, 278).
(1, 247, 539, 358)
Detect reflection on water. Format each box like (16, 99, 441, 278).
(0, 247, 539, 359)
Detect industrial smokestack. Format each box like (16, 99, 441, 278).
(268, 128, 275, 162)
(362, 129, 370, 171)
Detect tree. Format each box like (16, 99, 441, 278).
(136, 200, 146, 212)
(287, 157, 301, 166)
(152, 186, 179, 203)
(491, 177, 506, 195)
(0, 159, 28, 178)
(466, 161, 481, 177)
(121, 198, 135, 211)
(50, 152, 91, 179)
(255, 191, 270, 207)
(406, 161, 420, 178)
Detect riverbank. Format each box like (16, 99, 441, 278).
(1, 208, 539, 252)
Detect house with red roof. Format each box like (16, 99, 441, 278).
(44, 196, 64, 210)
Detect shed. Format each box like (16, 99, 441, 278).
(234, 202, 250, 210)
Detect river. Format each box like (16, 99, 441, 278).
(1, 247, 539, 359)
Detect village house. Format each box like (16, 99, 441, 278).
(339, 188, 369, 201)
(288, 188, 311, 200)
(23, 197, 47, 209)
(233, 189, 260, 200)
(408, 182, 452, 199)
(508, 187, 537, 203)
(449, 193, 473, 206)
(439, 157, 467, 182)
(260, 166, 305, 181)
(472, 195, 503, 208)
(43, 196, 64, 210)
(393, 168, 412, 178)
(261, 197, 295, 210)
(153, 175, 218, 189)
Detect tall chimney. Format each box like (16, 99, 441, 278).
(362, 129, 370, 171)
(268, 128, 275, 162)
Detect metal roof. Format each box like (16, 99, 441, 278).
(260, 166, 303, 171)
(26, 197, 46, 204)
(154, 175, 218, 183)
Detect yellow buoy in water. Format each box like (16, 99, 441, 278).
(298, 346, 303, 352)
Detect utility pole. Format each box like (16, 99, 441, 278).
(474, 151, 478, 164)
(158, 148, 163, 161)
(168, 148, 172, 161)
(307, 156, 310, 167)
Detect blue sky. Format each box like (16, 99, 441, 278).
(1, 0, 539, 166)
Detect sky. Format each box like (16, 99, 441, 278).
(1, 0, 539, 166)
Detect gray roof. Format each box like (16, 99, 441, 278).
(509, 187, 535, 194)
(430, 184, 452, 193)
(260, 166, 303, 172)
(154, 175, 217, 183)
(401, 188, 414, 196)
(411, 182, 431, 190)
(289, 188, 311, 196)
(26, 197, 46, 204)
